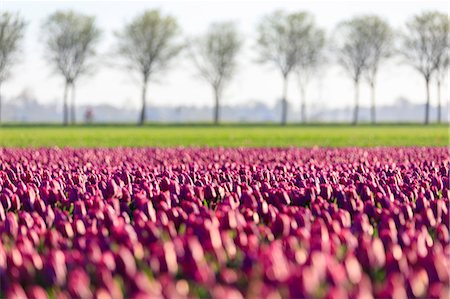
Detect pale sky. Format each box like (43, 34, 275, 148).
(1, 0, 449, 111)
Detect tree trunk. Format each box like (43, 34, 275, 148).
(370, 81, 376, 124)
(213, 88, 220, 125)
(281, 75, 288, 126)
(70, 83, 76, 124)
(0, 82, 2, 125)
(437, 78, 441, 124)
(139, 81, 147, 126)
(300, 83, 306, 123)
(425, 77, 430, 125)
(353, 79, 360, 125)
(63, 81, 69, 126)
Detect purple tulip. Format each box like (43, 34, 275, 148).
(0, 147, 447, 298)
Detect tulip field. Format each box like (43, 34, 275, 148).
(0, 146, 448, 298)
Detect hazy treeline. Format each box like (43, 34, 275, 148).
(0, 9, 448, 125)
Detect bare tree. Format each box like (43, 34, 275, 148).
(115, 10, 182, 126)
(256, 11, 310, 125)
(362, 15, 394, 124)
(335, 17, 371, 125)
(0, 12, 26, 124)
(433, 15, 449, 124)
(294, 14, 325, 123)
(400, 11, 447, 125)
(42, 11, 101, 125)
(189, 22, 242, 124)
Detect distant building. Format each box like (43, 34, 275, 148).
(84, 107, 94, 124)
(1, 92, 448, 123)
